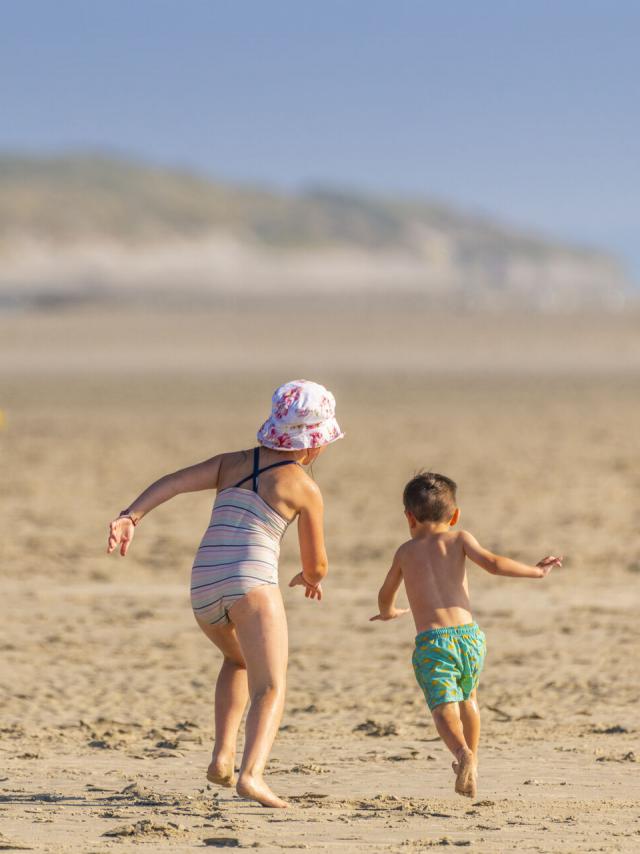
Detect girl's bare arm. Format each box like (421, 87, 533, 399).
(119, 455, 224, 522)
(107, 455, 223, 556)
(288, 478, 328, 600)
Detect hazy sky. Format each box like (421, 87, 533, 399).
(1, 1, 638, 277)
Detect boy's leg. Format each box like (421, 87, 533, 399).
(459, 689, 480, 761)
(431, 701, 468, 755)
(431, 702, 477, 798)
(458, 625, 485, 767)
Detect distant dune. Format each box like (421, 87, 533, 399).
(0, 153, 632, 310)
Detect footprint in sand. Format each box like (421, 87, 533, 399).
(117, 782, 172, 806)
(591, 724, 629, 734)
(595, 751, 636, 763)
(274, 763, 329, 775)
(387, 749, 420, 761)
(0, 832, 33, 851)
(102, 819, 188, 839)
(353, 719, 398, 737)
(402, 837, 471, 848)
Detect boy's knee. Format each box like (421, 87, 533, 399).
(431, 701, 459, 722)
(461, 691, 478, 708)
(432, 704, 445, 719)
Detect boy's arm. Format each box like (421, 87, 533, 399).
(461, 531, 562, 579)
(370, 549, 410, 621)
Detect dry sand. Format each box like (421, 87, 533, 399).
(1, 307, 639, 852)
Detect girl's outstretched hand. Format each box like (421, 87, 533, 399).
(369, 607, 410, 622)
(288, 572, 323, 601)
(107, 517, 135, 556)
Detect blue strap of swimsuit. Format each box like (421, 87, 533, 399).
(233, 447, 299, 491)
(252, 446, 259, 492)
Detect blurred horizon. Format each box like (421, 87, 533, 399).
(0, 150, 633, 313)
(1, 1, 639, 280)
(0, 144, 636, 273)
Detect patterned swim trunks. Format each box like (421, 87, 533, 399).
(412, 623, 486, 710)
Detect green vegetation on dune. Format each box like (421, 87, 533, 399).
(0, 153, 608, 258)
(0, 153, 631, 309)
(0, 154, 269, 242)
(0, 153, 407, 245)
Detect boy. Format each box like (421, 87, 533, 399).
(370, 472, 562, 799)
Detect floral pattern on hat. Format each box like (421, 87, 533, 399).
(257, 380, 344, 451)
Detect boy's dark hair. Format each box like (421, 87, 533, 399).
(403, 472, 457, 523)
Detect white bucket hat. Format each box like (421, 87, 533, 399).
(257, 380, 344, 451)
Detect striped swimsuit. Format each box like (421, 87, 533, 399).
(191, 449, 298, 625)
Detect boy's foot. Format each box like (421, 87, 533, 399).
(236, 773, 290, 808)
(206, 757, 235, 788)
(451, 759, 477, 773)
(454, 748, 477, 799)
(452, 759, 476, 774)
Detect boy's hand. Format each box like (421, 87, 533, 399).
(289, 572, 323, 601)
(107, 517, 135, 557)
(536, 555, 563, 577)
(369, 607, 410, 622)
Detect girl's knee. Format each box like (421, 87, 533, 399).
(250, 681, 285, 704)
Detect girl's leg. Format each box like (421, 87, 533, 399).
(431, 702, 477, 798)
(228, 585, 289, 808)
(195, 619, 249, 786)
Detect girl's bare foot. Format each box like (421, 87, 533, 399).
(236, 773, 289, 808)
(206, 756, 235, 788)
(454, 747, 477, 798)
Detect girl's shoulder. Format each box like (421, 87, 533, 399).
(285, 467, 323, 514)
(220, 448, 251, 467)
(215, 448, 253, 491)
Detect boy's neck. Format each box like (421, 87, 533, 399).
(410, 521, 451, 538)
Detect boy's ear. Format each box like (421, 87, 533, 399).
(449, 507, 460, 527)
(405, 508, 417, 527)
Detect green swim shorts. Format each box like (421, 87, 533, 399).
(412, 622, 486, 711)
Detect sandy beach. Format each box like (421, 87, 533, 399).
(1, 307, 639, 852)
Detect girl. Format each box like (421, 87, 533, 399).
(107, 380, 343, 808)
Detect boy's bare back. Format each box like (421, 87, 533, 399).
(396, 530, 473, 633)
